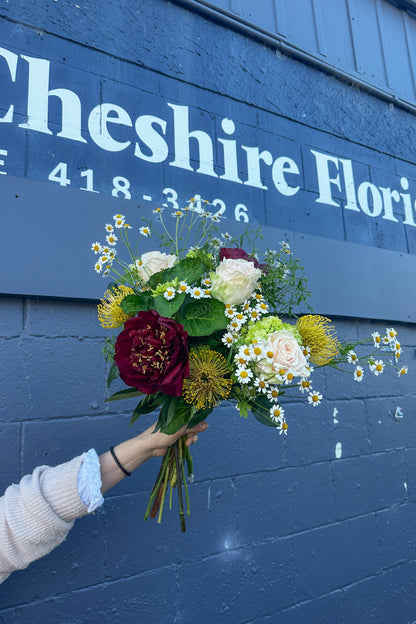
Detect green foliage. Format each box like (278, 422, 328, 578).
(119, 292, 153, 314)
(153, 292, 186, 317)
(181, 298, 228, 336)
(251, 395, 280, 428)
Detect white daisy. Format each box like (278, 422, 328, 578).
(397, 366, 408, 377)
(254, 377, 269, 393)
(354, 366, 364, 382)
(104, 223, 114, 233)
(139, 226, 151, 237)
(369, 359, 384, 376)
(347, 350, 358, 364)
(298, 379, 312, 393)
(222, 332, 235, 347)
(308, 391, 323, 406)
(94, 261, 103, 273)
(267, 387, 280, 402)
(106, 233, 118, 246)
(177, 281, 189, 294)
(371, 331, 381, 348)
(277, 420, 289, 435)
(91, 242, 102, 254)
(270, 404, 285, 421)
(164, 288, 176, 300)
(235, 366, 253, 384)
(190, 287, 204, 299)
(386, 327, 397, 342)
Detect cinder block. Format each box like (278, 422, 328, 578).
(0, 422, 21, 495)
(12, 568, 178, 623)
(331, 451, 406, 519)
(1, 511, 105, 609)
(25, 300, 107, 338)
(292, 514, 382, 597)
(177, 538, 296, 622)
(376, 503, 416, 569)
(0, 298, 24, 337)
(104, 477, 237, 581)
(341, 561, 416, 624)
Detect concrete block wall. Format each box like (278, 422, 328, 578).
(0, 1, 415, 621)
(1, 297, 415, 623)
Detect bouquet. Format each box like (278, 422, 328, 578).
(92, 199, 408, 531)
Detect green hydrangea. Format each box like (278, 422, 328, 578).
(243, 315, 302, 345)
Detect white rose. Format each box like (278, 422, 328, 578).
(210, 258, 262, 306)
(134, 251, 177, 283)
(255, 330, 308, 382)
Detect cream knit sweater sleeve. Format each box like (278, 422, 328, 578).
(0, 456, 89, 584)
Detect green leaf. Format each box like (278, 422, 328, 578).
(161, 398, 194, 434)
(251, 396, 279, 428)
(181, 298, 228, 337)
(148, 257, 208, 289)
(129, 393, 168, 426)
(153, 292, 186, 317)
(106, 362, 119, 388)
(186, 405, 212, 429)
(106, 388, 143, 402)
(119, 292, 153, 314)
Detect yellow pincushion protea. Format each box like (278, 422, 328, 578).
(183, 347, 233, 410)
(296, 315, 340, 366)
(97, 285, 135, 328)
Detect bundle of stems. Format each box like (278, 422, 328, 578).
(144, 436, 194, 532)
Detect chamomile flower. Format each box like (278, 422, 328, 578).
(302, 345, 311, 358)
(254, 377, 269, 393)
(172, 210, 184, 218)
(298, 379, 312, 393)
(267, 387, 280, 402)
(164, 288, 176, 300)
(347, 350, 358, 364)
(91, 242, 102, 254)
(235, 366, 253, 384)
(277, 420, 289, 435)
(139, 226, 151, 237)
(248, 308, 261, 322)
(224, 307, 236, 320)
(397, 365, 408, 377)
(152, 207, 164, 214)
(393, 341, 401, 360)
(251, 344, 263, 360)
(106, 233, 118, 246)
(256, 302, 269, 314)
(386, 327, 397, 342)
(222, 332, 235, 347)
(222, 232, 232, 241)
(108, 249, 117, 261)
(94, 261, 103, 273)
(354, 366, 364, 382)
(270, 404, 285, 421)
(104, 223, 114, 233)
(371, 331, 381, 348)
(228, 319, 243, 332)
(178, 281, 189, 294)
(282, 371, 296, 384)
(101, 245, 111, 255)
(369, 359, 385, 375)
(113, 214, 125, 228)
(190, 287, 204, 299)
(238, 345, 254, 360)
(308, 391, 323, 406)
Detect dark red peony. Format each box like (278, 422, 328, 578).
(114, 310, 189, 396)
(219, 247, 266, 271)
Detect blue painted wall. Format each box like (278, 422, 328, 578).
(0, 1, 416, 623)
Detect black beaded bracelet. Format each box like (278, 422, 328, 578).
(109, 446, 132, 477)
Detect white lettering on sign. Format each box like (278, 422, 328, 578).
(0, 45, 415, 228)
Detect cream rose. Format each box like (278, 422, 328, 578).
(255, 330, 309, 382)
(134, 251, 177, 283)
(210, 258, 262, 306)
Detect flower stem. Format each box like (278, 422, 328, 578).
(174, 440, 186, 532)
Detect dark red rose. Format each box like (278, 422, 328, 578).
(114, 310, 189, 396)
(219, 247, 267, 271)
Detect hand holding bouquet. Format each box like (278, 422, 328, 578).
(92, 200, 408, 530)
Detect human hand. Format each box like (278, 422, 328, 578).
(143, 421, 209, 458)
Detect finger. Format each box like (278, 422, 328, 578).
(187, 422, 209, 435)
(185, 435, 198, 446)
